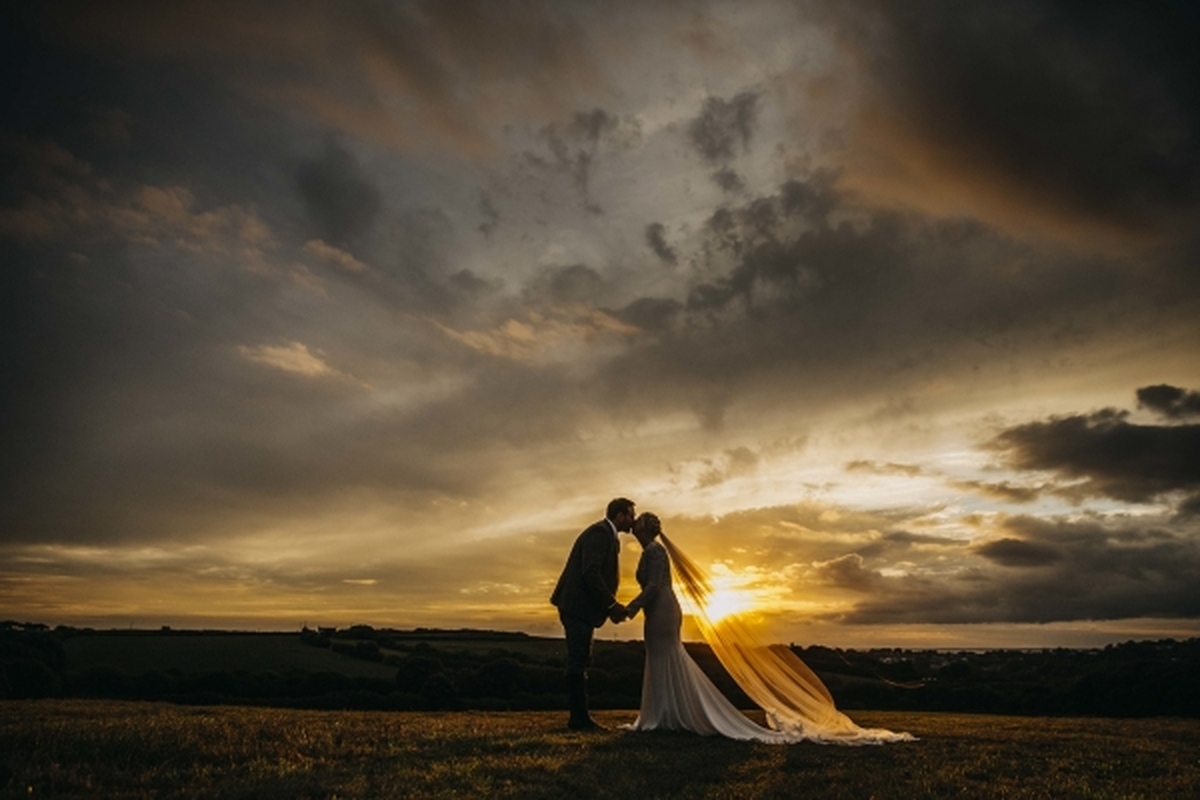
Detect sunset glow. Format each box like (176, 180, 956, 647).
(700, 586, 758, 625)
(677, 567, 762, 625)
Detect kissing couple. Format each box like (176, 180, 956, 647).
(550, 497, 915, 744)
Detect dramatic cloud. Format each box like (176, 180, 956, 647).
(847, 514, 1200, 625)
(689, 91, 760, 165)
(1137, 384, 1200, 420)
(991, 391, 1200, 507)
(644, 222, 677, 265)
(830, 0, 1200, 246)
(2, 1, 1198, 645)
(296, 139, 382, 246)
(973, 537, 1063, 568)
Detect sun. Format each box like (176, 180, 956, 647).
(675, 563, 766, 625)
(701, 585, 756, 623)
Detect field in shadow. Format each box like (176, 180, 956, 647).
(3, 701, 1199, 798)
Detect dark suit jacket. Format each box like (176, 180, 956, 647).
(550, 520, 620, 628)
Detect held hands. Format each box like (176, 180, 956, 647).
(609, 602, 639, 623)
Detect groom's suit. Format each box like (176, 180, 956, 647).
(551, 518, 621, 728)
(550, 519, 620, 628)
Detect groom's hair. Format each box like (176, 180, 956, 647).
(606, 497, 635, 520)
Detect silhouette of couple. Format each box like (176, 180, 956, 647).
(550, 497, 915, 744)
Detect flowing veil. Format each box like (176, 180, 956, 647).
(659, 534, 914, 745)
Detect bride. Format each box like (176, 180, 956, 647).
(622, 512, 913, 745)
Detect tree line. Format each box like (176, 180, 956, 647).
(3, 622, 1197, 717)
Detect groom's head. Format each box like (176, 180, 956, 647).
(606, 497, 636, 533)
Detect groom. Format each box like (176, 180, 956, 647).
(550, 497, 635, 730)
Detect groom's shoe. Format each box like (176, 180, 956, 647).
(566, 673, 606, 731)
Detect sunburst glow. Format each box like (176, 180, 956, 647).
(701, 585, 756, 623)
(678, 565, 762, 624)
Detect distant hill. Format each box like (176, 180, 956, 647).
(2, 622, 1197, 717)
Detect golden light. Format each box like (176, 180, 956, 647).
(701, 583, 756, 623)
(679, 565, 761, 624)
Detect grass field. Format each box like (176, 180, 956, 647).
(3, 701, 1198, 798)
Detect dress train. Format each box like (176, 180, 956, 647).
(624, 538, 914, 745)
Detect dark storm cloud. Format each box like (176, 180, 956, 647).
(478, 190, 500, 237)
(595, 104, 1200, 430)
(688, 91, 760, 165)
(613, 296, 682, 335)
(337, 205, 474, 314)
(29, 0, 600, 158)
(296, 138, 382, 246)
(644, 222, 677, 265)
(540, 123, 592, 200)
(991, 393, 1200, 506)
(812, 553, 881, 592)
(600, 169, 1128, 425)
(833, 0, 1200, 234)
(1180, 495, 1200, 518)
(1137, 383, 1200, 420)
(534, 107, 635, 214)
(973, 537, 1062, 567)
(0, 147, 484, 549)
(568, 108, 618, 147)
(525, 263, 608, 305)
(841, 514, 1200, 624)
(711, 167, 745, 194)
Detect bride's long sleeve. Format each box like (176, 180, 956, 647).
(626, 544, 668, 617)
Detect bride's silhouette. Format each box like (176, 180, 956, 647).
(623, 512, 914, 745)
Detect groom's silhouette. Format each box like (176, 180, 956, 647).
(550, 497, 634, 730)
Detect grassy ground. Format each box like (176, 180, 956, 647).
(3, 701, 1198, 799)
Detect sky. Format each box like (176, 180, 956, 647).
(2, 0, 1199, 648)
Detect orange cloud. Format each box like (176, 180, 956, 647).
(433, 308, 638, 364)
(236, 341, 342, 379)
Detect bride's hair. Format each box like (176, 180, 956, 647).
(636, 513, 713, 596)
(637, 512, 662, 538)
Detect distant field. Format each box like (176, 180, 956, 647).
(3, 700, 1198, 798)
(386, 634, 566, 661)
(58, 630, 624, 675)
(61, 633, 397, 679)
(386, 634, 646, 665)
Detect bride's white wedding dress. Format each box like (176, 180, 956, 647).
(624, 538, 914, 745)
(624, 539, 789, 742)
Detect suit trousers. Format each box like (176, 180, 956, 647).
(560, 612, 596, 677)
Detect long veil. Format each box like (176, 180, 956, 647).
(660, 534, 914, 745)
